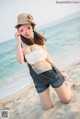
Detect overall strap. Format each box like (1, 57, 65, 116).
(21, 43, 23, 48)
(20, 43, 27, 63)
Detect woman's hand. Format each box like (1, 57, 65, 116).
(15, 32, 21, 41)
(62, 72, 67, 80)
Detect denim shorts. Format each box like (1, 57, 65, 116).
(35, 67, 65, 93)
(27, 63, 65, 93)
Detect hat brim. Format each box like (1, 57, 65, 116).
(15, 22, 36, 28)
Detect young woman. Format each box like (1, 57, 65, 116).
(15, 13, 74, 110)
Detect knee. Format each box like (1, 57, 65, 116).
(61, 97, 71, 104)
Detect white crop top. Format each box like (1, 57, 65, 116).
(25, 48, 47, 65)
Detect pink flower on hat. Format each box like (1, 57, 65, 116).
(18, 26, 26, 35)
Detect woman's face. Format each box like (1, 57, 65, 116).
(18, 24, 33, 39)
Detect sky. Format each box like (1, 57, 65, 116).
(0, 0, 80, 43)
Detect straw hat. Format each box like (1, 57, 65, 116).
(15, 13, 36, 28)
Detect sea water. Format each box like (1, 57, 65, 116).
(0, 16, 80, 99)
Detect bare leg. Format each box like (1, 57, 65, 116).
(38, 87, 53, 110)
(54, 82, 74, 104)
(65, 82, 74, 97)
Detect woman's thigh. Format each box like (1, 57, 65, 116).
(54, 82, 71, 103)
(38, 87, 53, 110)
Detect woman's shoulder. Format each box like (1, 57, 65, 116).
(22, 44, 31, 54)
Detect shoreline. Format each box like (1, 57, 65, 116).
(0, 60, 80, 100)
(0, 83, 34, 101)
(0, 59, 80, 99)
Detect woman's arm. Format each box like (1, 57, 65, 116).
(15, 32, 24, 64)
(43, 44, 66, 78)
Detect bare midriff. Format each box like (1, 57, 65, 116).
(32, 60, 52, 70)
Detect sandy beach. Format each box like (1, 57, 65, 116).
(0, 61, 80, 119)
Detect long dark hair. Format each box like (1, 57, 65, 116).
(17, 24, 46, 46)
(33, 30, 46, 45)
